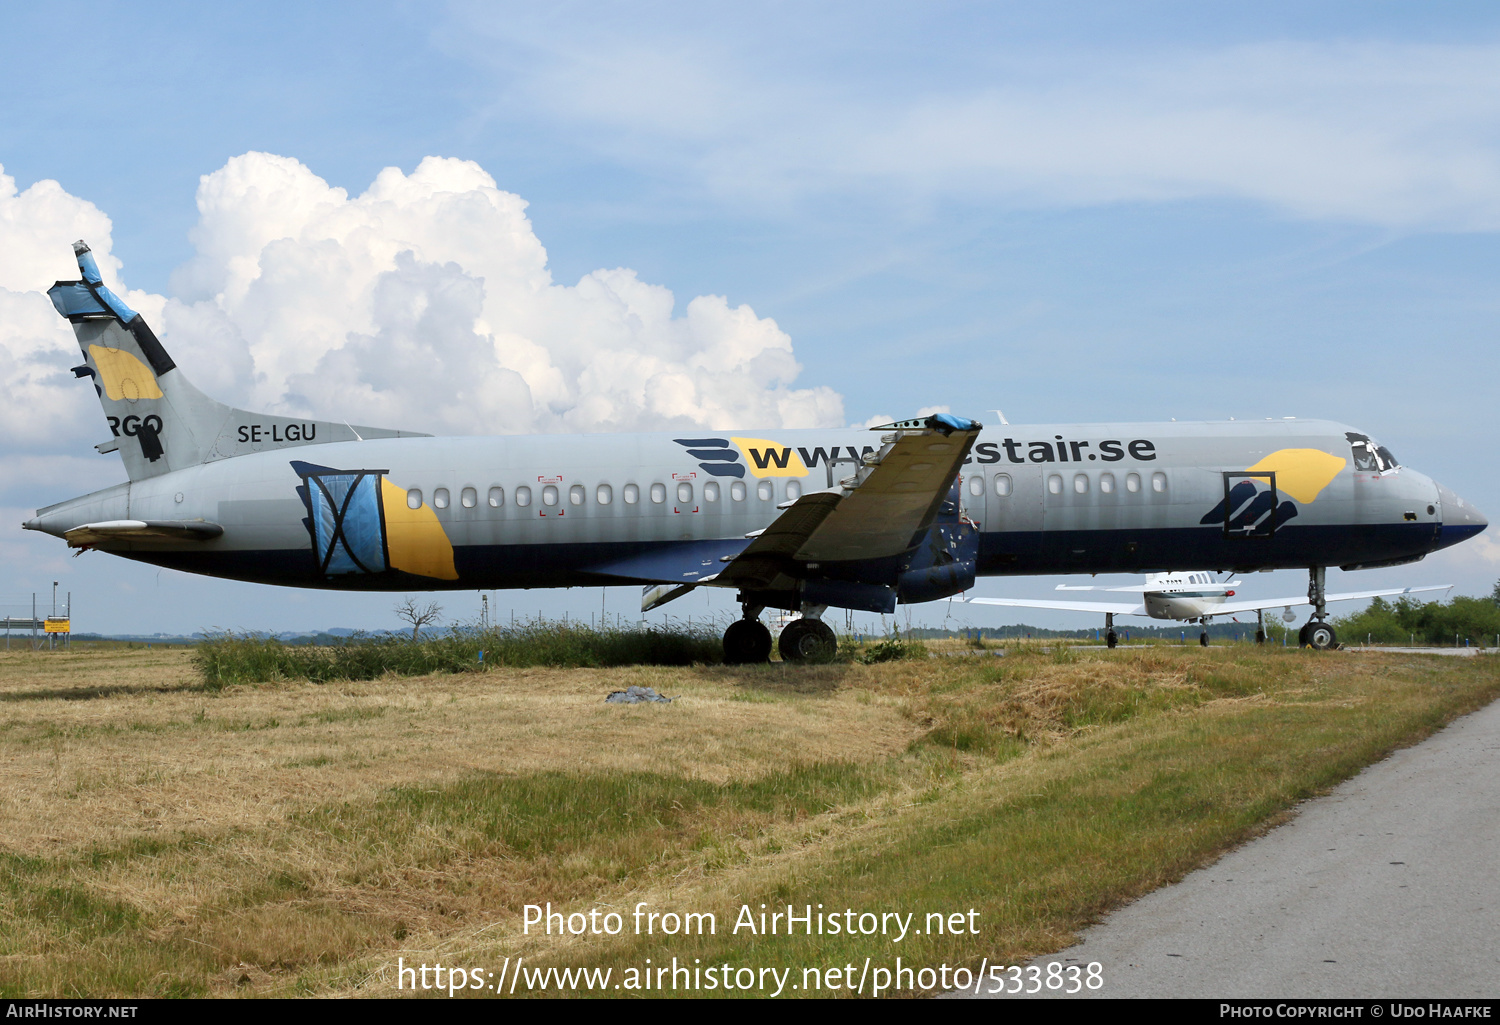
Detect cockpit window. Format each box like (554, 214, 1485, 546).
(1346, 432, 1398, 473)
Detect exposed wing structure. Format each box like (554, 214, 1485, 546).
(714, 416, 981, 592)
(966, 596, 1147, 616)
(609, 414, 983, 611)
(64, 519, 223, 547)
(1211, 585, 1451, 617)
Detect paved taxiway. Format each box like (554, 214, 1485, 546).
(960, 689, 1500, 998)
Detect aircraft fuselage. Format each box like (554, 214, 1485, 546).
(27, 419, 1484, 597)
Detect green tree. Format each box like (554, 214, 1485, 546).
(1337, 592, 1500, 646)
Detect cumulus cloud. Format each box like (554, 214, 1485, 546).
(165, 152, 842, 435)
(0, 154, 844, 491)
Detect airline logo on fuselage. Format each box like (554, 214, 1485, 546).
(673, 434, 1163, 479)
(1199, 449, 1348, 535)
(673, 438, 881, 479)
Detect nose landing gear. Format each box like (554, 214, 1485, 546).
(1300, 566, 1339, 650)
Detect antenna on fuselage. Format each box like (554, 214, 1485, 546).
(989, 409, 1009, 425)
(344, 419, 365, 442)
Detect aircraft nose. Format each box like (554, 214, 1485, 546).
(1436, 482, 1487, 550)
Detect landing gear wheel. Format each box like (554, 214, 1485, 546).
(778, 618, 837, 662)
(1255, 630, 1266, 645)
(1297, 623, 1312, 648)
(1106, 630, 1118, 649)
(1199, 630, 1209, 647)
(1306, 622, 1337, 651)
(723, 619, 772, 664)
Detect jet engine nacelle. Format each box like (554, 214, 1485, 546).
(896, 483, 979, 604)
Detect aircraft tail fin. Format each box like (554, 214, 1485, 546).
(49, 241, 426, 481)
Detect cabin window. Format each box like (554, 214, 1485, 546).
(407, 488, 424, 510)
(757, 481, 774, 501)
(677, 482, 693, 504)
(1073, 474, 1089, 494)
(623, 483, 639, 505)
(968, 476, 984, 497)
(515, 486, 532, 507)
(785, 480, 801, 501)
(597, 484, 612, 505)
(704, 481, 720, 502)
(1099, 473, 1115, 494)
(994, 474, 1012, 497)
(488, 486, 504, 507)
(650, 483, 666, 504)
(569, 484, 585, 506)
(731, 481, 747, 502)
(1047, 475, 1063, 495)
(1125, 473, 1141, 494)
(542, 485, 559, 506)
(1151, 472, 1168, 494)
(460, 487, 477, 509)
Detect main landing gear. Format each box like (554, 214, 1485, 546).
(1297, 566, 1339, 651)
(722, 607, 772, 665)
(1199, 626, 1210, 647)
(722, 604, 839, 664)
(778, 605, 837, 662)
(1105, 612, 1118, 649)
(1255, 608, 1267, 645)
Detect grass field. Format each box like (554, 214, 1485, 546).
(1, 643, 1496, 998)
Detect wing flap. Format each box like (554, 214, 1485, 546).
(711, 415, 982, 589)
(795, 418, 981, 562)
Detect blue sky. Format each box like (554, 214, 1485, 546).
(2, 2, 1498, 635)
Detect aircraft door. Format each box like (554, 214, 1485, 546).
(1208, 472, 1296, 538)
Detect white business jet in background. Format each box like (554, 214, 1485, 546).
(967, 573, 1451, 648)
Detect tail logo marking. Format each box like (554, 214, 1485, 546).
(88, 345, 162, 401)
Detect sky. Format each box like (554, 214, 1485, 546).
(2, 1, 1498, 636)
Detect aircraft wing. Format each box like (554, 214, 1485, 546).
(64, 519, 224, 547)
(1210, 585, 1451, 618)
(714, 415, 982, 591)
(966, 596, 1148, 616)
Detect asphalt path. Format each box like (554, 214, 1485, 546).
(958, 692, 1500, 999)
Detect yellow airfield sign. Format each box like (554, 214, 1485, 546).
(44, 618, 70, 633)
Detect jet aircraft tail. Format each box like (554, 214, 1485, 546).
(48, 241, 425, 481)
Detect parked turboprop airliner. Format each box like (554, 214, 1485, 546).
(968, 572, 1452, 649)
(24, 242, 1489, 661)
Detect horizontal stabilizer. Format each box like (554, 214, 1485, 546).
(63, 519, 223, 547)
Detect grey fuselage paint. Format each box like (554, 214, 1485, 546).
(24, 420, 1486, 603)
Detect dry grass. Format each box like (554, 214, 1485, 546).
(0, 652, 913, 855)
(0, 645, 1495, 998)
